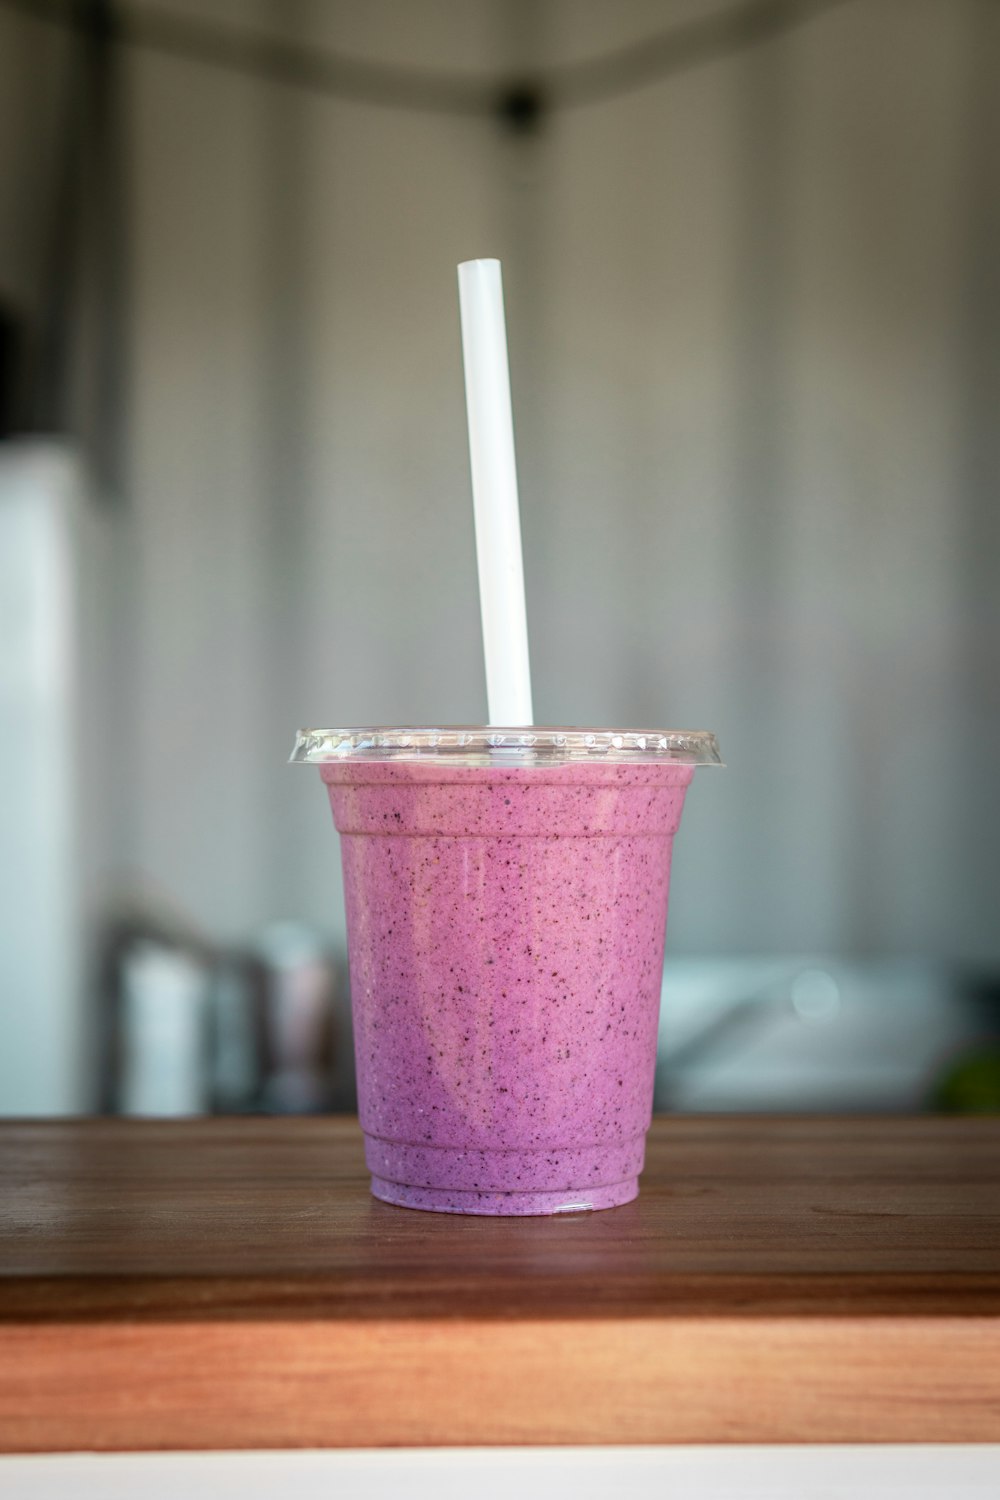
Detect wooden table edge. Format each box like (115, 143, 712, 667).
(2, 1309, 999, 1450)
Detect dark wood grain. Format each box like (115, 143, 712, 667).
(1, 1116, 998, 1449)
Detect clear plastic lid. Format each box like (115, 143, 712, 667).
(290, 726, 723, 767)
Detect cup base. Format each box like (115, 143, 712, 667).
(369, 1174, 639, 1216)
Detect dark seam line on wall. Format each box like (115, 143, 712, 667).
(1, 0, 855, 118)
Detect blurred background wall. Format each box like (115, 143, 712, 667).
(1, 0, 998, 1112)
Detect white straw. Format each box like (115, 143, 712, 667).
(458, 258, 534, 726)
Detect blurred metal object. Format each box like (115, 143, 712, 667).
(656, 958, 996, 1113)
(209, 953, 265, 1114)
(98, 916, 347, 1116)
(256, 922, 337, 1114)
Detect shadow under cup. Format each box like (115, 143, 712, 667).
(292, 727, 721, 1215)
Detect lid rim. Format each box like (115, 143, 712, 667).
(290, 726, 723, 767)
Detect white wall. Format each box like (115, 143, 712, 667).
(2, 0, 998, 984)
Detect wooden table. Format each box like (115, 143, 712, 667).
(1, 1116, 998, 1451)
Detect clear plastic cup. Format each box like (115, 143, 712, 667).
(291, 727, 721, 1215)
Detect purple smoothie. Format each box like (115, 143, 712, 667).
(322, 757, 694, 1215)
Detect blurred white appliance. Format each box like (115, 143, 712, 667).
(119, 942, 211, 1116)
